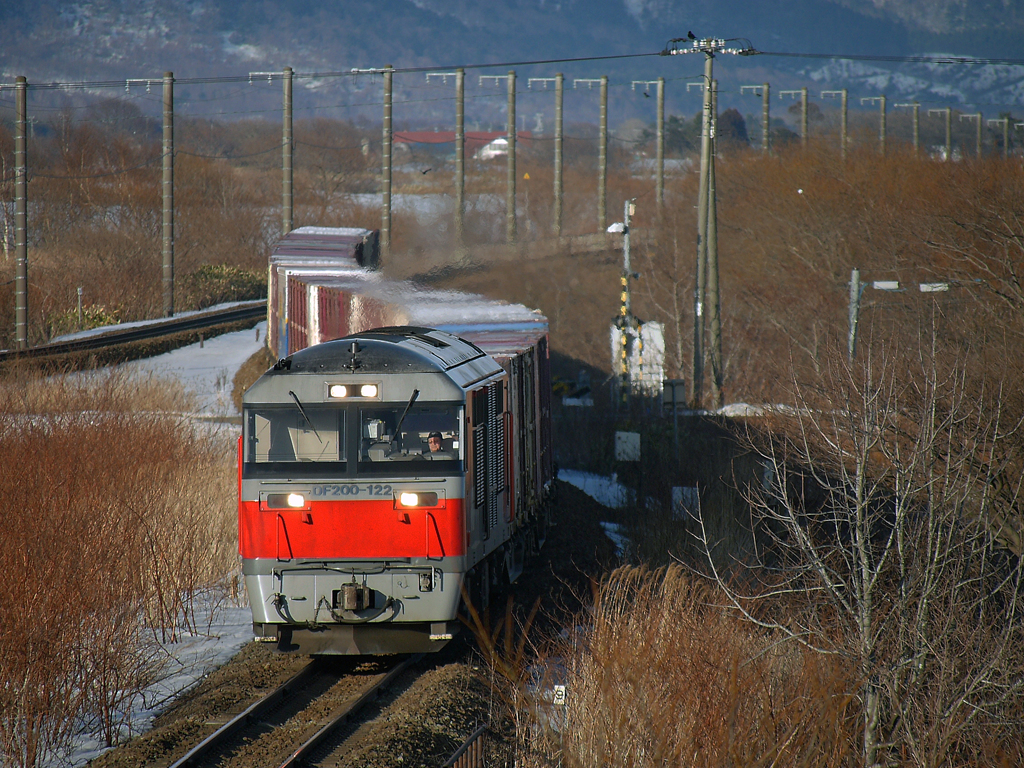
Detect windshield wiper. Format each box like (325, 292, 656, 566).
(288, 390, 323, 442)
(392, 389, 419, 447)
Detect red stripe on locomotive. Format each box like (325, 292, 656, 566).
(239, 499, 466, 561)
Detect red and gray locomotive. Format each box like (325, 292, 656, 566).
(239, 228, 553, 655)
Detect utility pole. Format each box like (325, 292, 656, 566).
(664, 34, 752, 408)
(530, 75, 564, 236)
(282, 67, 293, 236)
(848, 268, 861, 362)
(930, 108, 952, 161)
(989, 117, 1009, 158)
(633, 79, 665, 211)
(861, 96, 886, 155)
(575, 77, 608, 232)
(895, 102, 920, 155)
(381, 65, 393, 260)
(507, 70, 517, 243)
(707, 79, 722, 408)
(427, 71, 464, 244)
(555, 73, 564, 236)
(960, 112, 983, 156)
(741, 83, 770, 153)
(599, 75, 608, 231)
(14, 76, 27, 349)
(822, 89, 848, 160)
(162, 71, 174, 317)
(615, 199, 637, 409)
(455, 69, 465, 244)
(780, 89, 808, 145)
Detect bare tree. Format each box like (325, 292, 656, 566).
(700, 332, 1024, 766)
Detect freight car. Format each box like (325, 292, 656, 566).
(239, 229, 553, 655)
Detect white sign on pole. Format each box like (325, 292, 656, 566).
(615, 431, 641, 461)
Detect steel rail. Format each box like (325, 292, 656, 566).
(168, 657, 320, 768)
(277, 653, 421, 768)
(0, 300, 266, 363)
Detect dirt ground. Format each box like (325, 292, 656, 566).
(86, 480, 618, 768)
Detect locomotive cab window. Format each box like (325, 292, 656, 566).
(245, 406, 346, 465)
(357, 404, 462, 473)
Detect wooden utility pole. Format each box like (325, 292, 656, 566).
(656, 77, 665, 212)
(14, 76, 27, 349)
(162, 71, 174, 317)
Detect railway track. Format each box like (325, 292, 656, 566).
(0, 300, 266, 365)
(169, 653, 421, 768)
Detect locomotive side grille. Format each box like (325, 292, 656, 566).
(486, 382, 500, 533)
(474, 422, 486, 512)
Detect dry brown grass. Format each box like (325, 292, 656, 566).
(519, 565, 859, 768)
(0, 370, 238, 767)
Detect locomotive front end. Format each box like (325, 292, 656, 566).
(239, 328, 503, 655)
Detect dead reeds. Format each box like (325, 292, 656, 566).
(0, 370, 238, 767)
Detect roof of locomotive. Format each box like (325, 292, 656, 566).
(270, 226, 377, 266)
(264, 326, 501, 378)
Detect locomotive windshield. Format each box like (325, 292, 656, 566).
(358, 405, 462, 474)
(246, 406, 346, 464)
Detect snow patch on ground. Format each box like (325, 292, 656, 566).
(558, 469, 630, 509)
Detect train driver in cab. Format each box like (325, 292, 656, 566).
(426, 431, 454, 459)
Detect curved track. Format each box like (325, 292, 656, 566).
(0, 300, 266, 363)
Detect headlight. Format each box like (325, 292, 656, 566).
(329, 384, 348, 398)
(398, 492, 439, 507)
(328, 383, 379, 398)
(265, 492, 306, 509)
(360, 383, 378, 397)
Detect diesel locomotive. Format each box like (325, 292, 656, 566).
(239, 228, 553, 655)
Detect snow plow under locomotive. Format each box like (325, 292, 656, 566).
(239, 228, 554, 655)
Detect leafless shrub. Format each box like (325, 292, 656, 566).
(0, 372, 237, 766)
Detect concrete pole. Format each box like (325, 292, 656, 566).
(656, 77, 665, 213)
(1004, 118, 1009, 158)
(708, 79, 722, 409)
(381, 66, 393, 259)
(946, 108, 952, 161)
(762, 82, 770, 153)
(282, 66, 293, 236)
(692, 54, 713, 408)
(455, 68, 465, 244)
(912, 103, 920, 155)
(801, 86, 808, 146)
(879, 95, 887, 156)
(976, 111, 983, 156)
(598, 75, 608, 232)
(14, 76, 27, 349)
(848, 268, 861, 361)
(840, 88, 848, 160)
(554, 73, 563, 237)
(506, 70, 516, 244)
(162, 71, 174, 317)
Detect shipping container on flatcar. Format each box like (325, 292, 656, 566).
(267, 227, 379, 356)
